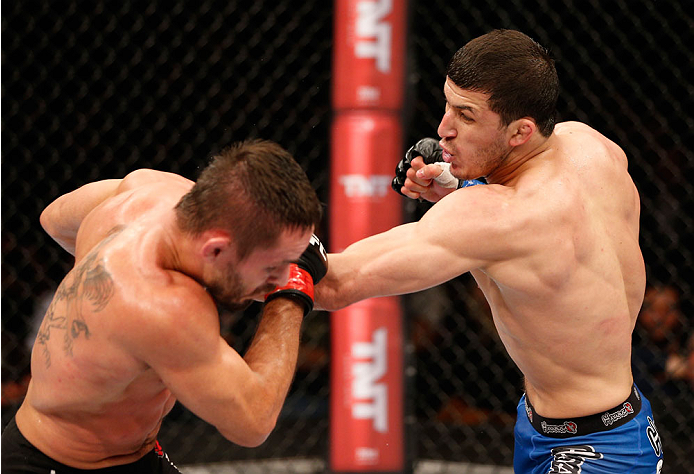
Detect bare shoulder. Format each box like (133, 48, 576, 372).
(99, 170, 193, 219)
(119, 169, 194, 193)
(420, 183, 533, 261)
(110, 258, 220, 366)
(554, 121, 628, 168)
(553, 122, 638, 208)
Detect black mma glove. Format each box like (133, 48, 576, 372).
(264, 234, 328, 316)
(391, 138, 444, 196)
(392, 138, 486, 196)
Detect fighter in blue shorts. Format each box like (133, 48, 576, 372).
(515, 384, 663, 473)
(313, 30, 666, 474)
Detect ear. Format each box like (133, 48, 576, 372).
(508, 118, 536, 147)
(200, 232, 232, 263)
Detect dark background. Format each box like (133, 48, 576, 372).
(3, 1, 692, 471)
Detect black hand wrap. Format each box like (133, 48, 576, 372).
(264, 234, 328, 316)
(391, 138, 444, 196)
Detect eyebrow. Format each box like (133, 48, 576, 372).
(453, 104, 475, 114)
(443, 93, 477, 115)
(447, 100, 477, 116)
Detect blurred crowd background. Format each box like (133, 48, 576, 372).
(2, 1, 692, 471)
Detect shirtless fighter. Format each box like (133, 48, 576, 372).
(315, 30, 663, 473)
(2, 139, 327, 472)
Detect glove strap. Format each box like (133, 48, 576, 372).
(264, 265, 314, 315)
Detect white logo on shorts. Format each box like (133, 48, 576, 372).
(549, 445, 603, 473)
(647, 416, 662, 457)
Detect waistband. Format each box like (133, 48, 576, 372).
(523, 384, 642, 438)
(2, 416, 165, 472)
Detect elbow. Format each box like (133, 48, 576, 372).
(242, 419, 276, 447)
(315, 280, 353, 312)
(39, 207, 55, 237)
(217, 384, 281, 447)
(39, 207, 76, 255)
(242, 409, 279, 447)
(219, 414, 277, 448)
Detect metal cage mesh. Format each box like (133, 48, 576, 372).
(2, 1, 692, 471)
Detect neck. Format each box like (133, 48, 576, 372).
(486, 133, 553, 185)
(158, 215, 201, 280)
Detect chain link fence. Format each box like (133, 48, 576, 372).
(2, 1, 692, 472)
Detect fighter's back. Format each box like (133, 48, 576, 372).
(17, 170, 196, 467)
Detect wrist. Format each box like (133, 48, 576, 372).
(264, 264, 315, 316)
(262, 296, 306, 317)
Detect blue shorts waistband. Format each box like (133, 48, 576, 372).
(523, 384, 642, 438)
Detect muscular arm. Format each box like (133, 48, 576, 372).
(315, 186, 509, 310)
(131, 292, 306, 447)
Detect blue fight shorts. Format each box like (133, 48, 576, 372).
(514, 385, 664, 473)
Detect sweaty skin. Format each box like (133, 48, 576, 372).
(315, 79, 645, 420)
(16, 170, 312, 469)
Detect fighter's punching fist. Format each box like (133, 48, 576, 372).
(265, 234, 328, 316)
(391, 138, 483, 202)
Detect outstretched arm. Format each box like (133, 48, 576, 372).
(315, 186, 501, 310)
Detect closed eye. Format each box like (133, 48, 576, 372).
(445, 100, 475, 122)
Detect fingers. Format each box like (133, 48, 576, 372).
(413, 161, 444, 180)
(405, 169, 430, 193)
(395, 156, 449, 200)
(398, 184, 421, 200)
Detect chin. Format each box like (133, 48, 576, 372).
(219, 299, 254, 313)
(449, 165, 467, 180)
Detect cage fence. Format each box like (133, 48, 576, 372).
(2, 1, 692, 472)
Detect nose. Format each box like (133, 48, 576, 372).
(437, 109, 456, 140)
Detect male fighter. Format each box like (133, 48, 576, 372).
(2, 139, 328, 472)
(316, 30, 663, 473)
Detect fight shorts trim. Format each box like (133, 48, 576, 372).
(523, 384, 641, 438)
(1, 416, 181, 473)
(515, 386, 663, 473)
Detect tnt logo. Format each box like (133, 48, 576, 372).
(355, 0, 392, 72)
(339, 174, 392, 198)
(351, 327, 388, 432)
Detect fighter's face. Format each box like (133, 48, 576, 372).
(205, 227, 314, 310)
(205, 263, 249, 311)
(437, 77, 511, 180)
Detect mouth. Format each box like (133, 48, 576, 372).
(439, 140, 453, 163)
(441, 148, 453, 163)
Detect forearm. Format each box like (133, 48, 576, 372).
(314, 218, 472, 311)
(40, 179, 122, 255)
(314, 225, 416, 310)
(241, 298, 305, 434)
